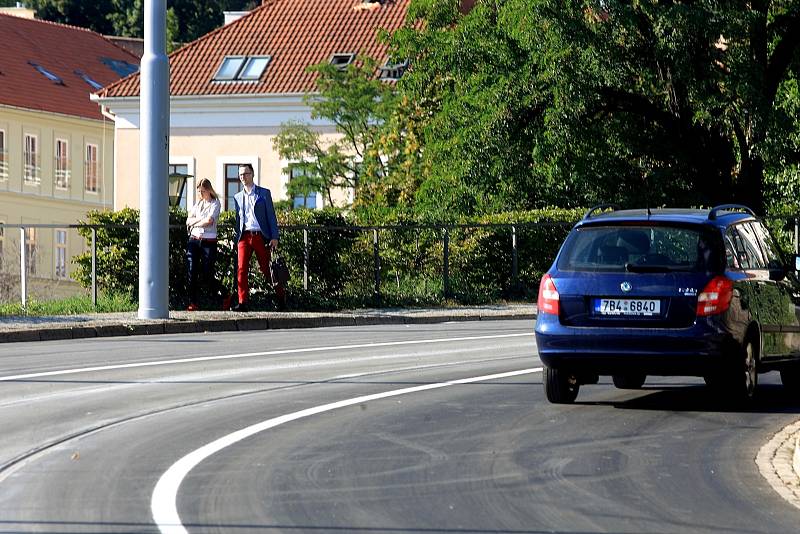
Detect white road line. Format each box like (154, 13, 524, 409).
(151, 366, 543, 534)
(0, 332, 533, 382)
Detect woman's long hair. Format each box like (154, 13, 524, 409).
(197, 178, 218, 200)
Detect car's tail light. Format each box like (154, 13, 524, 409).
(538, 274, 560, 315)
(696, 276, 734, 316)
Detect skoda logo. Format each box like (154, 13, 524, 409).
(621, 282, 632, 293)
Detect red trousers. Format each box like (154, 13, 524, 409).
(237, 231, 286, 305)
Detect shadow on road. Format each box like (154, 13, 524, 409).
(580, 383, 800, 414)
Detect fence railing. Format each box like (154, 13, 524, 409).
(1, 216, 799, 309)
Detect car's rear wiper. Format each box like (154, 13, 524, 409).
(625, 263, 694, 273)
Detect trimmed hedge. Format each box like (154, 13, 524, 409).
(72, 206, 579, 309)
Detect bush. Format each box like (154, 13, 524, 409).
(74, 206, 586, 309)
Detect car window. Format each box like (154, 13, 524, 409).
(557, 225, 718, 272)
(733, 223, 767, 269)
(724, 234, 739, 269)
(750, 221, 784, 270)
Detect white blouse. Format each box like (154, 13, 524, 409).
(188, 198, 221, 239)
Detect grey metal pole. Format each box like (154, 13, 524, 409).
(91, 227, 97, 307)
(19, 227, 26, 308)
(138, 0, 170, 319)
(443, 227, 450, 299)
(795, 218, 798, 254)
(373, 229, 380, 297)
(303, 228, 309, 291)
(511, 225, 518, 292)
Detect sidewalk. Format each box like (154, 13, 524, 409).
(0, 303, 538, 343)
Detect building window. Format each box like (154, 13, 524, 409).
(330, 53, 355, 69)
(100, 57, 139, 77)
(24, 227, 36, 276)
(85, 143, 98, 192)
(213, 56, 271, 82)
(55, 229, 67, 279)
(24, 133, 40, 184)
(29, 61, 64, 85)
(0, 130, 7, 180)
(55, 139, 70, 189)
(379, 59, 409, 81)
(169, 163, 189, 209)
(225, 163, 245, 212)
(290, 164, 319, 209)
(0, 221, 4, 272)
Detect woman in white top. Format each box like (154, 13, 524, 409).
(185, 178, 222, 310)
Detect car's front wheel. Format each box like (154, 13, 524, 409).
(612, 373, 646, 389)
(543, 366, 579, 404)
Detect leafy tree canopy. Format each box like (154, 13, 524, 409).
(390, 0, 800, 216)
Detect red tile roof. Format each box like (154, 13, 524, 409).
(0, 14, 140, 120)
(99, 0, 410, 99)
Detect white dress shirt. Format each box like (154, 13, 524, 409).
(189, 198, 221, 239)
(242, 187, 263, 233)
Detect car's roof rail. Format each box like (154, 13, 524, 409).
(583, 204, 621, 220)
(708, 204, 756, 220)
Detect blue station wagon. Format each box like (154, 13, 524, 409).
(534, 204, 800, 404)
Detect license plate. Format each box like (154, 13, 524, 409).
(594, 298, 660, 316)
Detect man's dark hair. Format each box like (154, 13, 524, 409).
(239, 163, 254, 174)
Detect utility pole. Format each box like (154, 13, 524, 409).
(138, 0, 169, 319)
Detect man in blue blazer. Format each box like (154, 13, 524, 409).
(232, 163, 286, 311)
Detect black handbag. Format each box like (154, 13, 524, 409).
(270, 252, 290, 286)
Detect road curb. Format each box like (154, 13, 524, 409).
(756, 420, 800, 510)
(0, 312, 537, 343)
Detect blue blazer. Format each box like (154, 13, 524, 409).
(234, 185, 280, 242)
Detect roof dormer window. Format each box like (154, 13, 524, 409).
(213, 55, 271, 81)
(29, 61, 64, 85)
(379, 59, 409, 81)
(329, 53, 355, 70)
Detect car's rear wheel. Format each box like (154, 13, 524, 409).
(612, 373, 646, 389)
(543, 366, 579, 404)
(725, 338, 758, 402)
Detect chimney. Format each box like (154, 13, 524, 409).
(223, 11, 249, 25)
(0, 3, 36, 18)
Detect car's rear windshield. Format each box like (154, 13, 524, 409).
(556, 225, 723, 273)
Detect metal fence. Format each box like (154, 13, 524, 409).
(1, 216, 799, 308)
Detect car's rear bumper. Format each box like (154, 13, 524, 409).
(534, 315, 738, 376)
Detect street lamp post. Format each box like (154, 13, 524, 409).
(139, 0, 170, 319)
(168, 172, 192, 208)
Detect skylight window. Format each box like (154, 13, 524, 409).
(214, 56, 246, 81)
(379, 59, 409, 81)
(74, 70, 104, 91)
(29, 62, 63, 85)
(213, 55, 271, 82)
(239, 56, 271, 80)
(330, 53, 355, 69)
(100, 58, 139, 78)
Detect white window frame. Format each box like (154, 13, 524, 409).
(54, 228, 67, 279)
(0, 130, 7, 180)
(288, 162, 322, 210)
(24, 227, 36, 276)
(24, 133, 40, 184)
(85, 143, 99, 193)
(216, 155, 259, 212)
(55, 138, 70, 189)
(0, 218, 5, 272)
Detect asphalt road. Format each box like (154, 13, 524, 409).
(1, 320, 799, 533)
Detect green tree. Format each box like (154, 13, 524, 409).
(275, 57, 423, 218)
(392, 0, 800, 216)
